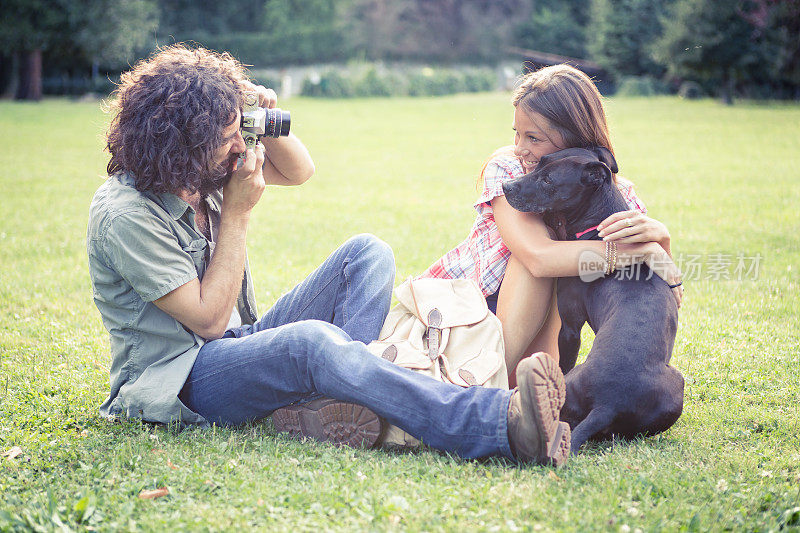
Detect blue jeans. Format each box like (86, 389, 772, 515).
(179, 234, 514, 460)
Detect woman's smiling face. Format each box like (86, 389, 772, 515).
(512, 106, 565, 173)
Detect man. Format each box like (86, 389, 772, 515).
(87, 44, 571, 465)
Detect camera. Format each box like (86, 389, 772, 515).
(237, 92, 290, 166)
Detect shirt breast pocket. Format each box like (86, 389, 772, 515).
(182, 238, 209, 278)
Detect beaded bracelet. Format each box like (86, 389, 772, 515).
(605, 241, 617, 276)
(610, 241, 617, 275)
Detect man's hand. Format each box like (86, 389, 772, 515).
(239, 80, 314, 186)
(154, 145, 265, 341)
(241, 80, 277, 109)
(223, 145, 266, 217)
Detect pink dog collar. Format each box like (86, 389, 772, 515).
(575, 225, 600, 239)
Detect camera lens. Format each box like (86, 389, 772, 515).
(264, 108, 291, 138)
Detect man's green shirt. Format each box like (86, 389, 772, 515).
(87, 173, 258, 425)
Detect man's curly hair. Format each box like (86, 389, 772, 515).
(106, 44, 249, 196)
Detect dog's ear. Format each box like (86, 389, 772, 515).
(590, 147, 619, 174)
(581, 161, 613, 188)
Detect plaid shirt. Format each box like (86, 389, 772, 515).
(419, 154, 647, 296)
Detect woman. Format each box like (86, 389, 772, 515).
(420, 64, 682, 382)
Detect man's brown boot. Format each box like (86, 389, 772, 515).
(507, 352, 571, 466)
(272, 397, 384, 449)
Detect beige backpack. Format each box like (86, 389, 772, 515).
(365, 277, 509, 447)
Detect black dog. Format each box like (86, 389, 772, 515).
(502, 147, 684, 454)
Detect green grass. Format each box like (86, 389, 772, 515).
(1, 93, 799, 532)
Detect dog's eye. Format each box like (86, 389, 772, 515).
(541, 174, 550, 184)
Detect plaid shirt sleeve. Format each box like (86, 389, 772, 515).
(475, 156, 521, 209)
(616, 176, 647, 214)
(419, 156, 522, 296)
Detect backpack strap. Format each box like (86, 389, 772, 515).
(427, 308, 443, 361)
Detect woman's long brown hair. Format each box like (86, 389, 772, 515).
(480, 64, 616, 188)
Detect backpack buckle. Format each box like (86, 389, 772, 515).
(427, 308, 443, 361)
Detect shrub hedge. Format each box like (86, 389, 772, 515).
(301, 64, 496, 98)
(615, 76, 671, 97)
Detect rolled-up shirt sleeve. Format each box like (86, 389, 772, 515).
(474, 158, 519, 209)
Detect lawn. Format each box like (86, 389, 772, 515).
(1, 93, 798, 531)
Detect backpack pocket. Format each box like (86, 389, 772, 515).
(368, 341, 436, 376)
(441, 348, 507, 388)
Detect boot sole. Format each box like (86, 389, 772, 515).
(519, 353, 571, 467)
(272, 398, 383, 449)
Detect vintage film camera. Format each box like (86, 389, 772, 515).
(237, 92, 291, 167)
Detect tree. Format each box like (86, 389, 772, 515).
(588, 0, 673, 80)
(342, 0, 415, 61)
(654, 0, 770, 104)
(156, 0, 348, 66)
(513, 0, 589, 59)
(344, 0, 530, 63)
(759, 0, 800, 98)
(0, 0, 158, 100)
(74, 0, 158, 75)
(157, 0, 246, 37)
(0, 0, 70, 100)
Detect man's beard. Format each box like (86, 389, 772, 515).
(198, 154, 237, 197)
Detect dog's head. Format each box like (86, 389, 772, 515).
(502, 147, 618, 215)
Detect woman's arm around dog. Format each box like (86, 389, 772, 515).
(492, 197, 683, 308)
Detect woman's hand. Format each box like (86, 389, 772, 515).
(615, 242, 683, 308)
(598, 210, 671, 256)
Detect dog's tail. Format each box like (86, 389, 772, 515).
(569, 407, 615, 455)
